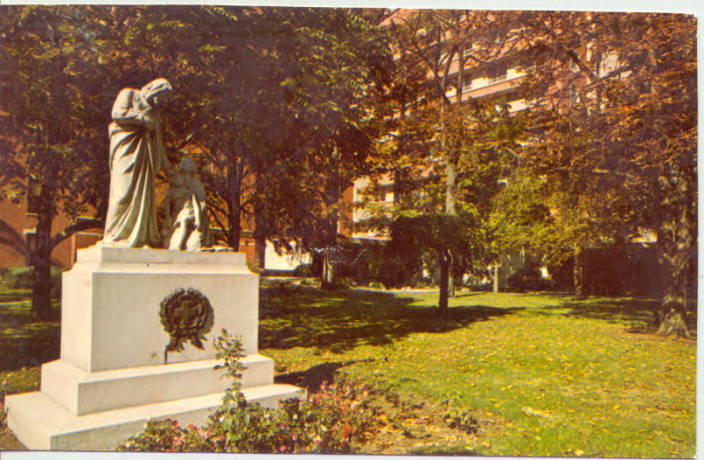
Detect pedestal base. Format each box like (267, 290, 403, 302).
(6, 245, 304, 451)
(7, 383, 302, 451)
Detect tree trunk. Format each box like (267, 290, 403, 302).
(226, 158, 243, 250)
(657, 302, 690, 338)
(655, 225, 692, 338)
(254, 233, 266, 272)
(253, 196, 266, 272)
(252, 163, 269, 272)
(573, 246, 585, 298)
(321, 249, 336, 290)
(445, 158, 457, 216)
(438, 248, 450, 321)
(440, 100, 457, 310)
(31, 202, 54, 320)
(320, 152, 341, 290)
(493, 262, 500, 293)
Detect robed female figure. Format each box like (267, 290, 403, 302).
(103, 78, 172, 247)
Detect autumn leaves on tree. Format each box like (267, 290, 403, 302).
(364, 10, 696, 332)
(0, 7, 696, 335)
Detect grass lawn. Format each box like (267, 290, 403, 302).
(0, 289, 60, 372)
(0, 284, 695, 456)
(259, 285, 696, 457)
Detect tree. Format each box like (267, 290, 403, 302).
(488, 167, 554, 292)
(1, 6, 111, 319)
(91, 6, 391, 285)
(365, 10, 524, 316)
(517, 12, 696, 334)
(253, 8, 392, 287)
(0, 6, 394, 310)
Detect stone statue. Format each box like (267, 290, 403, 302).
(163, 157, 210, 251)
(103, 78, 173, 247)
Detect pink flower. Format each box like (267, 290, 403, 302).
(341, 423, 353, 438)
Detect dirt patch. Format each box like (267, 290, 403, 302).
(276, 366, 507, 454)
(356, 396, 505, 455)
(0, 428, 25, 451)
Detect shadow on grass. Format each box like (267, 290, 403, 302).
(259, 285, 522, 353)
(276, 359, 374, 393)
(539, 297, 696, 334)
(0, 294, 60, 371)
(0, 290, 32, 303)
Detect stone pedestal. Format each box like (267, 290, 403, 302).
(7, 245, 303, 451)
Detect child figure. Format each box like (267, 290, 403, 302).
(163, 157, 210, 250)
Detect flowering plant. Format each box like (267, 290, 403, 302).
(119, 330, 377, 453)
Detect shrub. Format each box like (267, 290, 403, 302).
(368, 280, 385, 290)
(119, 331, 378, 453)
(443, 408, 479, 434)
(0, 266, 63, 298)
(292, 263, 314, 278)
(440, 392, 479, 434)
(507, 263, 554, 292)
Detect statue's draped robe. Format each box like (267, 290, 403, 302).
(103, 89, 167, 247)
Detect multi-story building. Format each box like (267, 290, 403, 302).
(349, 9, 534, 241)
(0, 200, 101, 269)
(344, 9, 665, 294)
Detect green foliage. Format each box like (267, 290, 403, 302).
(120, 330, 379, 453)
(363, 11, 525, 307)
(1, 5, 393, 304)
(388, 213, 487, 284)
(516, 12, 697, 327)
(488, 170, 554, 262)
(213, 329, 247, 392)
(0, 267, 62, 297)
(1, 6, 112, 317)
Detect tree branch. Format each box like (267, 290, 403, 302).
(0, 218, 28, 257)
(50, 218, 103, 249)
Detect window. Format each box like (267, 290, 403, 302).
(26, 179, 42, 215)
(599, 52, 620, 77)
(462, 73, 473, 91)
(487, 62, 507, 83)
(23, 229, 36, 252)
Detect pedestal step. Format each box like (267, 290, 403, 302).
(42, 355, 274, 415)
(7, 384, 304, 451)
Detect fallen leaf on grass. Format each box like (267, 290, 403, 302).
(521, 407, 553, 419)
